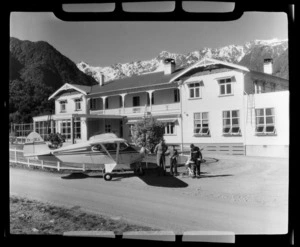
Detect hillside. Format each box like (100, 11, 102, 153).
(9, 37, 98, 123)
(77, 38, 289, 83)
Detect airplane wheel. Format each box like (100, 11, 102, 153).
(104, 173, 112, 181)
(137, 167, 145, 176)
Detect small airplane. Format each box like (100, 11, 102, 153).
(23, 132, 148, 181)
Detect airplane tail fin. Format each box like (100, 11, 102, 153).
(23, 132, 52, 157)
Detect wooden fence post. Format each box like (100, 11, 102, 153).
(41, 160, 44, 169)
(15, 148, 17, 163)
(57, 161, 60, 171)
(27, 158, 30, 167)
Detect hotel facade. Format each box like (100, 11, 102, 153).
(33, 58, 289, 158)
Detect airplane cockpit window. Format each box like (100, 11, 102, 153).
(104, 143, 117, 151)
(119, 142, 129, 151)
(91, 144, 103, 152)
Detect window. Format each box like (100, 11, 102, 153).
(223, 110, 241, 135)
(194, 112, 210, 136)
(174, 89, 180, 102)
(74, 118, 81, 139)
(188, 82, 201, 99)
(105, 98, 109, 109)
(75, 99, 82, 111)
(255, 108, 276, 135)
(35, 121, 48, 140)
(60, 100, 67, 112)
(164, 122, 176, 135)
(60, 120, 71, 140)
(90, 98, 97, 110)
(105, 124, 111, 133)
(133, 96, 140, 107)
(219, 78, 233, 96)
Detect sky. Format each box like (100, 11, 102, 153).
(10, 8, 288, 67)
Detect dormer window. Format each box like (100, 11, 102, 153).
(60, 100, 67, 113)
(74, 98, 82, 111)
(218, 77, 234, 96)
(188, 82, 202, 99)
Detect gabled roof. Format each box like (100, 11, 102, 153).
(89, 68, 185, 97)
(169, 58, 249, 83)
(48, 83, 92, 100)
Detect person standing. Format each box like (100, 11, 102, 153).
(190, 144, 202, 178)
(169, 145, 179, 176)
(154, 139, 168, 176)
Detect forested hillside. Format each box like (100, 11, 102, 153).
(9, 37, 98, 123)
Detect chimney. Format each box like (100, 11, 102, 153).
(99, 73, 105, 86)
(263, 58, 273, 75)
(163, 58, 176, 75)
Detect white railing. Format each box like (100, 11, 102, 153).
(89, 103, 180, 116)
(9, 148, 86, 171)
(151, 103, 180, 112)
(124, 106, 146, 115)
(103, 108, 123, 115)
(89, 109, 104, 115)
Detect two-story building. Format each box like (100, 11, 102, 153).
(33, 57, 289, 158)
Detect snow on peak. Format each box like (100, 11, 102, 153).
(77, 38, 288, 83)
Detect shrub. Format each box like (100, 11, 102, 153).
(131, 116, 165, 153)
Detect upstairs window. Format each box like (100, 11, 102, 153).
(255, 108, 276, 135)
(194, 112, 210, 136)
(133, 96, 140, 107)
(219, 77, 233, 96)
(105, 98, 109, 109)
(90, 98, 97, 110)
(74, 98, 82, 111)
(223, 110, 241, 135)
(60, 100, 67, 113)
(174, 88, 180, 102)
(188, 82, 201, 99)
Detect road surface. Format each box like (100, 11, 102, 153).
(10, 154, 288, 235)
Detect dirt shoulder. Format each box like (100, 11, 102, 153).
(9, 195, 157, 235)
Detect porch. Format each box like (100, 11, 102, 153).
(88, 87, 181, 117)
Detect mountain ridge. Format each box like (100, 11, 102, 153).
(77, 38, 288, 83)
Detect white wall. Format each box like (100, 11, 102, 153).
(180, 70, 246, 145)
(244, 91, 289, 157)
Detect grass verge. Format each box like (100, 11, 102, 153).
(10, 195, 157, 235)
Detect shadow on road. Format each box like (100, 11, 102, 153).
(138, 174, 189, 188)
(199, 174, 233, 178)
(61, 170, 189, 188)
(61, 173, 90, 179)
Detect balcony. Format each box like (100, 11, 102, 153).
(89, 102, 180, 116)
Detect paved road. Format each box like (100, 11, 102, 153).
(9, 155, 288, 235)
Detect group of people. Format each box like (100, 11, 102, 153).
(153, 139, 203, 178)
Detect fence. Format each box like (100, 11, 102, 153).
(9, 148, 87, 172)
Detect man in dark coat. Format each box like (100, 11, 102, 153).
(190, 144, 202, 178)
(169, 145, 179, 176)
(154, 139, 168, 176)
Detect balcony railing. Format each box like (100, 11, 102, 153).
(89, 103, 180, 116)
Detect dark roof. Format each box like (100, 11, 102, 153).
(89, 68, 184, 96)
(248, 70, 289, 85)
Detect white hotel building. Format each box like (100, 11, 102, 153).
(33, 58, 289, 158)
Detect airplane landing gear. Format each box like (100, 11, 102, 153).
(134, 166, 145, 176)
(104, 173, 112, 181)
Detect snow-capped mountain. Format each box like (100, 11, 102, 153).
(77, 38, 288, 83)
